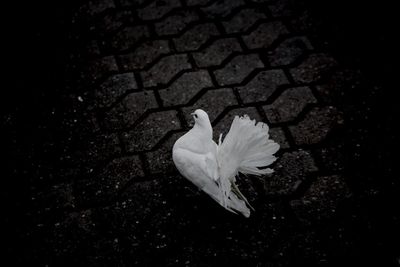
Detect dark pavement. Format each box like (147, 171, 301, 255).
(3, 0, 399, 266)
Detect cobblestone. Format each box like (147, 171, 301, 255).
(290, 175, 350, 224)
(182, 88, 237, 123)
(212, 107, 261, 140)
(174, 23, 219, 52)
(242, 21, 288, 49)
(214, 54, 264, 86)
(94, 73, 138, 108)
(159, 70, 213, 106)
(137, 0, 181, 20)
(141, 54, 192, 87)
(268, 36, 313, 66)
(236, 69, 288, 103)
(222, 8, 267, 33)
(264, 150, 318, 196)
(122, 110, 180, 152)
(103, 91, 158, 130)
(289, 106, 343, 145)
(192, 38, 242, 67)
(290, 53, 337, 83)
(75, 156, 145, 205)
(118, 40, 171, 71)
(263, 86, 317, 123)
(155, 10, 199, 36)
(110, 25, 150, 51)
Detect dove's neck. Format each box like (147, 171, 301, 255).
(192, 122, 213, 140)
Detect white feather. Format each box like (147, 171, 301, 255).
(173, 110, 279, 217)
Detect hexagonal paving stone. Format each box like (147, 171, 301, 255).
(155, 10, 199, 35)
(141, 54, 192, 87)
(173, 23, 219, 52)
(159, 70, 213, 107)
(236, 69, 288, 103)
(242, 21, 288, 49)
(192, 38, 242, 67)
(263, 86, 317, 123)
(268, 36, 313, 66)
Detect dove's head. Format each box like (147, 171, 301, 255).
(191, 109, 209, 124)
(191, 109, 212, 136)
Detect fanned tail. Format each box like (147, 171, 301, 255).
(217, 115, 279, 216)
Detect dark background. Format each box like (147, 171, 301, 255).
(3, 0, 399, 265)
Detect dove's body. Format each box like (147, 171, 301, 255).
(173, 109, 279, 217)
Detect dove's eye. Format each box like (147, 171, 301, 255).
(194, 114, 198, 118)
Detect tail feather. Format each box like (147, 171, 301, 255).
(217, 115, 279, 215)
(218, 115, 279, 179)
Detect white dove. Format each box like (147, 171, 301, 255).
(172, 109, 279, 217)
